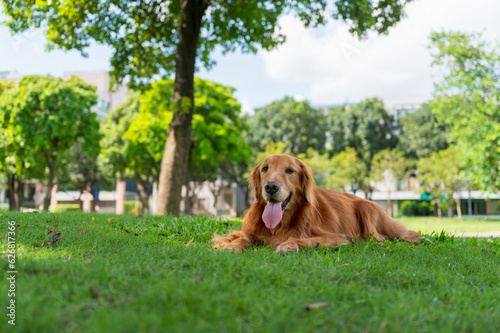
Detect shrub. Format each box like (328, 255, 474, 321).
(398, 200, 434, 217)
(52, 204, 81, 213)
(124, 200, 142, 215)
(399, 201, 416, 216)
(417, 201, 434, 216)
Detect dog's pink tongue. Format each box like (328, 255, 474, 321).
(262, 202, 283, 229)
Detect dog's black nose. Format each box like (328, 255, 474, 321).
(264, 181, 280, 194)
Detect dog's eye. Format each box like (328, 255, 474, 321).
(262, 166, 269, 172)
(285, 168, 294, 174)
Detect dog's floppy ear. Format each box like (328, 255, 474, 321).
(249, 163, 263, 202)
(299, 160, 317, 206)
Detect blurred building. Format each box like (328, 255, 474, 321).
(63, 70, 129, 118)
(0, 70, 23, 83)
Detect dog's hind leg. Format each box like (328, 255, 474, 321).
(355, 200, 420, 244)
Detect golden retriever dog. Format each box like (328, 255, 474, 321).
(213, 154, 420, 253)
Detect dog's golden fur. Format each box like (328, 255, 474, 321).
(213, 154, 420, 253)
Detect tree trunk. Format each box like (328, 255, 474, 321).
(137, 181, 150, 215)
(243, 187, 250, 211)
(436, 202, 442, 218)
(156, 0, 208, 216)
(447, 198, 455, 217)
(209, 181, 222, 216)
(363, 186, 373, 201)
(7, 174, 20, 211)
(183, 148, 194, 215)
(455, 197, 462, 219)
(44, 164, 55, 211)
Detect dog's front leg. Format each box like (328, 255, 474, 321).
(212, 231, 254, 253)
(275, 234, 352, 254)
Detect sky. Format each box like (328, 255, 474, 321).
(1, 0, 500, 113)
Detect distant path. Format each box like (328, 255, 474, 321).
(454, 231, 500, 238)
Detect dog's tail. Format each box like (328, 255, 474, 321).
(355, 200, 420, 244)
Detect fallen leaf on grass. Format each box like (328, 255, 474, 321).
(194, 276, 204, 283)
(482, 249, 497, 255)
(86, 258, 95, 264)
(124, 229, 139, 236)
(302, 258, 310, 263)
(48, 229, 56, 234)
(177, 231, 181, 235)
(42, 232, 62, 246)
(90, 288, 100, 299)
(305, 302, 328, 311)
(108, 218, 116, 222)
(185, 238, 194, 247)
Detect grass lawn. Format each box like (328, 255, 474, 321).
(398, 217, 500, 234)
(1, 211, 500, 332)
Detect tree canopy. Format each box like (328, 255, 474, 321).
(398, 103, 449, 161)
(417, 147, 462, 217)
(429, 31, 500, 192)
(0, 75, 99, 210)
(370, 148, 407, 216)
(327, 98, 399, 196)
(327, 147, 366, 192)
(2, 0, 414, 88)
(246, 96, 327, 155)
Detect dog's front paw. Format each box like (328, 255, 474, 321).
(275, 242, 300, 254)
(221, 243, 245, 253)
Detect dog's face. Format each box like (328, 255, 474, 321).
(250, 154, 316, 229)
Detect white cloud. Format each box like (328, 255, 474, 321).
(293, 94, 305, 102)
(238, 97, 254, 115)
(258, 0, 500, 105)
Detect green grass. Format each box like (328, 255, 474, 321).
(399, 217, 500, 234)
(1, 211, 500, 333)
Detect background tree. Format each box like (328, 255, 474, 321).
(57, 139, 102, 210)
(254, 142, 292, 165)
(296, 148, 331, 188)
(3, 0, 416, 215)
(370, 148, 407, 216)
(99, 93, 141, 183)
(327, 147, 366, 193)
(246, 96, 327, 154)
(116, 78, 252, 214)
(398, 103, 449, 161)
(417, 147, 462, 217)
(0, 80, 14, 94)
(327, 98, 399, 199)
(0, 79, 34, 210)
(429, 31, 500, 193)
(1, 76, 99, 211)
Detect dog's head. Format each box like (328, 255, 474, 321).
(249, 154, 316, 229)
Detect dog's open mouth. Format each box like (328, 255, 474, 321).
(262, 193, 292, 229)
